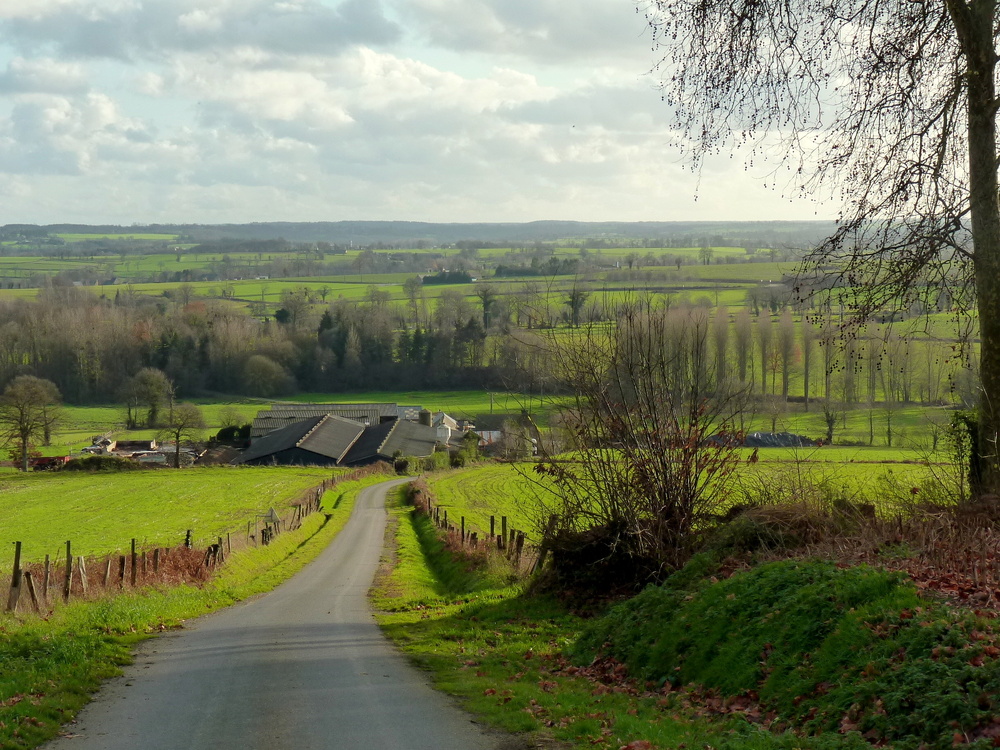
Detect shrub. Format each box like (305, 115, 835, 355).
(63, 455, 144, 472)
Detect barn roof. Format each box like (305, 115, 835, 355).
(235, 413, 439, 467)
(250, 403, 400, 438)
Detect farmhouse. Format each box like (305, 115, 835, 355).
(233, 413, 440, 467)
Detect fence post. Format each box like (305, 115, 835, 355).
(153, 548, 161, 574)
(130, 539, 138, 587)
(43, 554, 50, 603)
(104, 557, 113, 587)
(461, 517, 466, 544)
(118, 555, 126, 587)
(63, 540, 73, 602)
(490, 516, 496, 540)
(23, 570, 41, 614)
(185, 530, 192, 549)
(6, 541, 22, 613)
(77, 556, 88, 595)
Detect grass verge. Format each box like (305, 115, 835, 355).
(0, 471, 392, 750)
(372, 485, 870, 749)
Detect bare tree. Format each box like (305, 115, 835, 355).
(801, 317, 815, 411)
(640, 0, 1000, 492)
(733, 307, 753, 386)
(776, 308, 796, 399)
(712, 306, 730, 391)
(756, 312, 772, 395)
(162, 403, 205, 469)
(475, 283, 498, 330)
(0, 376, 61, 471)
(527, 301, 751, 580)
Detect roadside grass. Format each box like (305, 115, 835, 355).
(0, 471, 390, 750)
(372, 485, 867, 750)
(0, 466, 335, 570)
(574, 557, 1000, 750)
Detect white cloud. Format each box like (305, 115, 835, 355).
(394, 0, 652, 68)
(0, 0, 827, 224)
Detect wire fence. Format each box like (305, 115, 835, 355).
(4, 464, 394, 615)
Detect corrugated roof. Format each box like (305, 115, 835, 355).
(340, 421, 396, 465)
(235, 416, 325, 464)
(298, 415, 365, 462)
(250, 403, 396, 438)
(380, 421, 439, 460)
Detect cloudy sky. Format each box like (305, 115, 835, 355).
(0, 0, 827, 226)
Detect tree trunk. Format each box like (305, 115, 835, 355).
(954, 0, 1000, 494)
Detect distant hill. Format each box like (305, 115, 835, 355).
(3, 220, 837, 247)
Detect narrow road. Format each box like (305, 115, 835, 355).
(45, 478, 513, 750)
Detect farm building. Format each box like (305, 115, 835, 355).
(233, 413, 440, 467)
(249, 403, 423, 440)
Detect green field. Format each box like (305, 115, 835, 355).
(0, 466, 335, 570)
(425, 449, 953, 544)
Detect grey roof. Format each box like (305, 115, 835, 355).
(250, 403, 399, 438)
(299, 415, 366, 460)
(381, 420, 439, 458)
(236, 416, 326, 464)
(236, 413, 439, 467)
(340, 421, 396, 465)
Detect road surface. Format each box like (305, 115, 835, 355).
(45, 478, 515, 750)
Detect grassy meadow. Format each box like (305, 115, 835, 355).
(0, 466, 336, 572)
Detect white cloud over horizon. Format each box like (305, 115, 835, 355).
(0, 0, 831, 225)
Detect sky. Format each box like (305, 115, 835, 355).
(0, 0, 829, 226)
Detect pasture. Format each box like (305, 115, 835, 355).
(0, 466, 335, 570)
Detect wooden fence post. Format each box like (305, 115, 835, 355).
(153, 548, 161, 574)
(104, 557, 113, 587)
(23, 570, 41, 614)
(490, 516, 496, 540)
(63, 540, 73, 602)
(118, 555, 126, 587)
(130, 539, 138, 587)
(185, 530, 192, 549)
(43, 554, 50, 603)
(6, 541, 22, 613)
(461, 517, 466, 544)
(77, 556, 88, 595)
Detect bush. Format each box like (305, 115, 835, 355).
(63, 455, 144, 472)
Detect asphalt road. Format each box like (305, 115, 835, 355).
(44, 478, 512, 750)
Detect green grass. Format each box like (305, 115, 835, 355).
(574, 557, 1000, 749)
(0, 467, 336, 569)
(425, 465, 545, 540)
(374, 484, 871, 749)
(0, 470, 391, 750)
